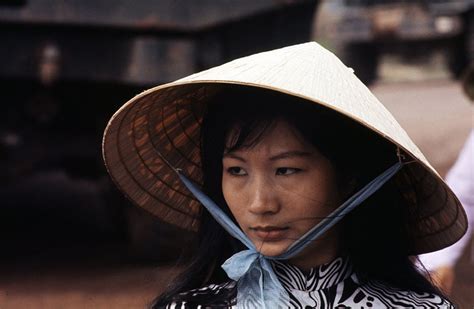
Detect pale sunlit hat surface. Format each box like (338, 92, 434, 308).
(103, 42, 467, 255)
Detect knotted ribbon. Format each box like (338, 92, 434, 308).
(177, 162, 403, 308)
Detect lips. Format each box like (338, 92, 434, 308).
(250, 226, 289, 241)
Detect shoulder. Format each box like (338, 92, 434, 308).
(162, 281, 236, 309)
(358, 279, 454, 308)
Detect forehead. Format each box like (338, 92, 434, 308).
(225, 120, 315, 155)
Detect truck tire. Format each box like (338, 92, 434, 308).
(466, 10, 474, 65)
(338, 42, 378, 85)
(449, 10, 474, 78)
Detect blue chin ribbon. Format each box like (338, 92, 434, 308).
(177, 162, 403, 308)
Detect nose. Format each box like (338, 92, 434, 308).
(247, 176, 280, 215)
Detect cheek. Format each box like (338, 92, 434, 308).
(222, 176, 246, 222)
(287, 173, 340, 213)
(221, 174, 235, 205)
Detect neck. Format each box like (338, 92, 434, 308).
(287, 228, 342, 271)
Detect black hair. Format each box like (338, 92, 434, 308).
(153, 86, 447, 308)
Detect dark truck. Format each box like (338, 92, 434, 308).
(313, 0, 474, 84)
(0, 0, 318, 85)
(0, 0, 318, 261)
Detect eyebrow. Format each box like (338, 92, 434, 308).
(269, 151, 313, 161)
(222, 150, 313, 162)
(222, 153, 246, 162)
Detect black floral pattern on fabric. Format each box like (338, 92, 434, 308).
(165, 257, 453, 308)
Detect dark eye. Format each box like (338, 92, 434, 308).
(276, 168, 301, 176)
(227, 167, 247, 176)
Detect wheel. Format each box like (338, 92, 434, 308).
(337, 42, 378, 85)
(448, 10, 474, 78)
(466, 10, 474, 64)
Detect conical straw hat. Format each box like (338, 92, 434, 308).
(103, 42, 467, 255)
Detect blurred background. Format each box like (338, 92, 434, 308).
(0, 0, 472, 308)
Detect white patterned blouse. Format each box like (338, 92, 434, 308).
(165, 257, 453, 308)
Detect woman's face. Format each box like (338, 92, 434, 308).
(222, 120, 344, 268)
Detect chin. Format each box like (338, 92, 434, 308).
(254, 241, 290, 257)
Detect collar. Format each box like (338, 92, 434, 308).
(271, 256, 354, 292)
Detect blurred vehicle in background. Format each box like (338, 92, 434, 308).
(0, 0, 318, 261)
(313, 0, 474, 84)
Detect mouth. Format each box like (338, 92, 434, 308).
(250, 226, 289, 242)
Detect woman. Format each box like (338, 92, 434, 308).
(102, 42, 467, 308)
